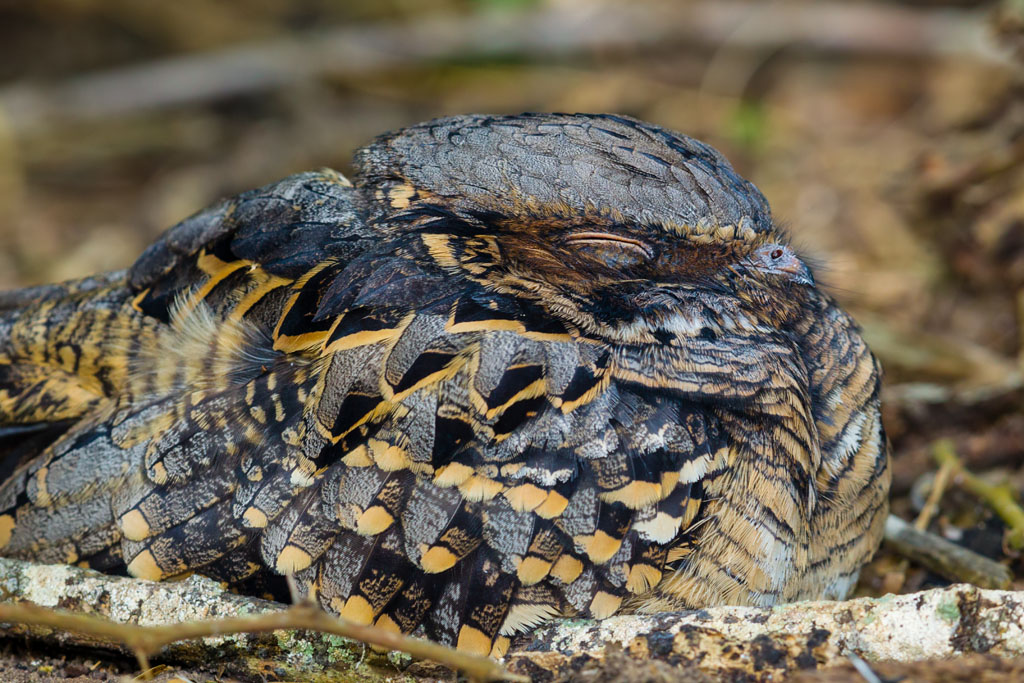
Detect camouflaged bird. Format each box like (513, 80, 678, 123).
(0, 113, 890, 656)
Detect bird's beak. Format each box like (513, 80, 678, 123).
(785, 261, 814, 286)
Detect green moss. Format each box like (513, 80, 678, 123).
(936, 600, 961, 624)
(385, 648, 413, 669)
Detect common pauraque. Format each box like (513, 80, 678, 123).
(0, 113, 890, 656)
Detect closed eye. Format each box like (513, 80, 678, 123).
(563, 232, 654, 264)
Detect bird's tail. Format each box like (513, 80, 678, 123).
(0, 272, 142, 464)
(0, 272, 156, 567)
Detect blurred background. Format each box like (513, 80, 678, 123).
(0, 0, 1022, 597)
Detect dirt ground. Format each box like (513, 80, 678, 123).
(0, 641, 223, 683)
(1, 0, 1023, 680)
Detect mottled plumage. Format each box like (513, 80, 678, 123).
(0, 113, 889, 655)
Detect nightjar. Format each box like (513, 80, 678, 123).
(0, 113, 890, 656)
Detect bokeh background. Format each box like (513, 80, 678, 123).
(1, 0, 1023, 607)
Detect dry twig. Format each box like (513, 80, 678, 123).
(0, 600, 523, 682)
(914, 458, 955, 531)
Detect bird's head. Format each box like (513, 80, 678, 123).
(356, 113, 816, 343)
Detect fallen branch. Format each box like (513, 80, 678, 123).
(0, 557, 519, 681)
(884, 514, 1012, 589)
(508, 584, 1024, 680)
(2, 557, 1023, 681)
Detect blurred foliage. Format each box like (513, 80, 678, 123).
(726, 100, 769, 152)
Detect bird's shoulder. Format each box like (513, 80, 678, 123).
(127, 169, 376, 326)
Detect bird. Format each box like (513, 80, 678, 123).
(0, 113, 890, 656)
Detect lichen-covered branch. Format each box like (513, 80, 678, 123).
(506, 585, 1024, 681)
(0, 556, 519, 682)
(1, 556, 1023, 682)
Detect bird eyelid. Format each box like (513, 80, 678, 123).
(562, 232, 654, 260)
